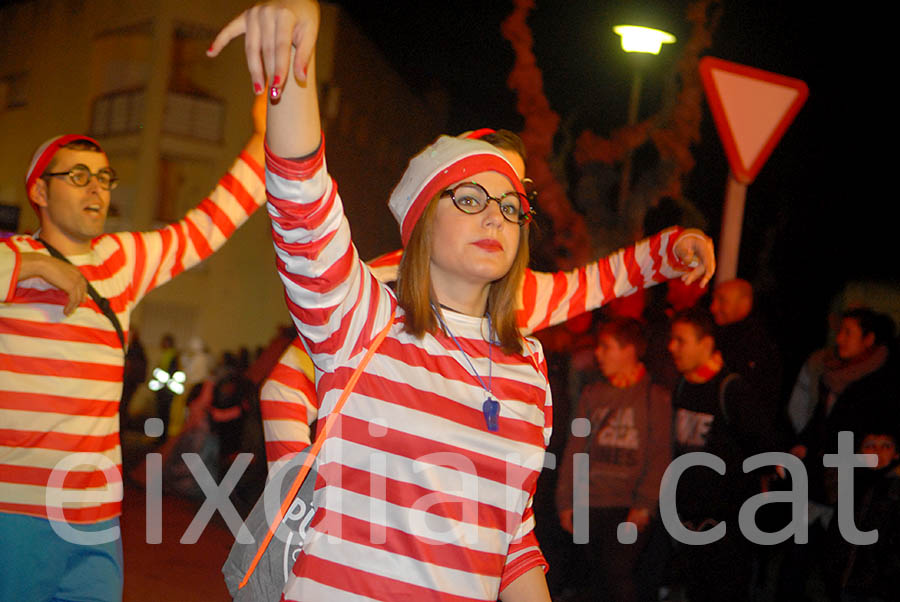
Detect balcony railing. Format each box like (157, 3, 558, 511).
(162, 91, 224, 143)
(90, 89, 145, 137)
(90, 88, 224, 143)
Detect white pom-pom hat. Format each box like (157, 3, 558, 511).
(388, 136, 529, 247)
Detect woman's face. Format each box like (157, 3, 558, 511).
(428, 170, 521, 293)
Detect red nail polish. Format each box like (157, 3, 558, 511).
(273, 75, 281, 86)
(302, 64, 309, 78)
(254, 82, 263, 94)
(270, 86, 280, 100)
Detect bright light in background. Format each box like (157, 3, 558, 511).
(148, 368, 187, 394)
(613, 25, 676, 54)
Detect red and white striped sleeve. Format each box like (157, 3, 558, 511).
(122, 149, 266, 303)
(516, 226, 690, 335)
(0, 241, 22, 303)
(501, 505, 549, 591)
(259, 338, 318, 470)
(264, 140, 394, 369)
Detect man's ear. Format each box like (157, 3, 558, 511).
(30, 179, 49, 209)
(863, 331, 876, 350)
(624, 343, 638, 363)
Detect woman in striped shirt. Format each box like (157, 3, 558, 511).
(210, 2, 712, 600)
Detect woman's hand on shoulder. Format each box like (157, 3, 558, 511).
(207, 0, 320, 99)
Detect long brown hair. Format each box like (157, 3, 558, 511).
(396, 196, 530, 354)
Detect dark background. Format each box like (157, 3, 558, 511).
(334, 0, 896, 380)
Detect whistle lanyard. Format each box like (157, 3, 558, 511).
(433, 305, 501, 432)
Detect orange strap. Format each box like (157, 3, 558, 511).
(238, 309, 396, 589)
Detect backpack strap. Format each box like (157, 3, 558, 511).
(674, 371, 740, 425)
(38, 238, 126, 351)
(717, 372, 741, 426)
(237, 308, 396, 590)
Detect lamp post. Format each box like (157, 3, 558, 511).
(612, 25, 676, 216)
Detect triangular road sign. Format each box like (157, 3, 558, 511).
(700, 56, 808, 184)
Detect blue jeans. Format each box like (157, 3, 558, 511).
(0, 512, 123, 602)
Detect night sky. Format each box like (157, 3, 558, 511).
(334, 0, 896, 373)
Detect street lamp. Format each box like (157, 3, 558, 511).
(613, 25, 676, 55)
(613, 24, 676, 215)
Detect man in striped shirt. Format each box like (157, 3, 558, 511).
(0, 117, 266, 601)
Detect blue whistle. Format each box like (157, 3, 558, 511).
(482, 398, 500, 432)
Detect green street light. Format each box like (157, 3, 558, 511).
(613, 24, 676, 215)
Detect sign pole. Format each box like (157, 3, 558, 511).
(699, 57, 808, 283)
(716, 172, 747, 284)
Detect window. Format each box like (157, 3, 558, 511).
(1, 204, 20, 233)
(91, 89, 146, 136)
(1, 72, 28, 109)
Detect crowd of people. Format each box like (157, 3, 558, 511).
(543, 278, 898, 602)
(1, 1, 897, 601)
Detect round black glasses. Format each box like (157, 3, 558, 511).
(441, 182, 535, 225)
(43, 164, 119, 191)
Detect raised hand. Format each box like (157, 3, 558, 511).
(673, 228, 716, 288)
(208, 0, 321, 158)
(207, 0, 320, 99)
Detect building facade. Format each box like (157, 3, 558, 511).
(1, 0, 444, 365)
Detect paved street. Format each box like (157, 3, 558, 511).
(121, 482, 234, 601)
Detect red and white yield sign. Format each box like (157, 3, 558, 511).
(699, 56, 809, 184)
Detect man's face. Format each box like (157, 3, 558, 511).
(668, 321, 712, 374)
(710, 282, 749, 326)
(594, 333, 634, 379)
(861, 434, 899, 469)
(835, 317, 874, 361)
(36, 148, 111, 246)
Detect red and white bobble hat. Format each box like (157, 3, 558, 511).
(25, 134, 102, 198)
(388, 135, 528, 247)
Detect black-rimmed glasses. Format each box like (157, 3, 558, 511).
(43, 164, 119, 191)
(441, 182, 535, 225)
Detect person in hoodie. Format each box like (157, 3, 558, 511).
(556, 317, 671, 602)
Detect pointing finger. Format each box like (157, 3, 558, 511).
(207, 11, 248, 58)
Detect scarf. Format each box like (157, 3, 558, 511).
(821, 345, 888, 396)
(684, 351, 724, 384)
(608, 363, 647, 388)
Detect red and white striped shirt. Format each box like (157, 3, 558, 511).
(0, 149, 265, 524)
(261, 227, 690, 468)
(267, 142, 553, 600)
